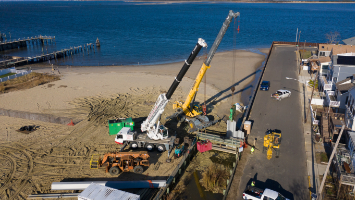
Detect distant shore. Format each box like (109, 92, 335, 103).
(128, 0, 355, 4)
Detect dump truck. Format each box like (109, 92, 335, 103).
(90, 151, 150, 176)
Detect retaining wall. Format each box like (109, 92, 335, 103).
(0, 108, 74, 125)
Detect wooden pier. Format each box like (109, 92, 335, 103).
(0, 35, 55, 51)
(0, 43, 96, 69)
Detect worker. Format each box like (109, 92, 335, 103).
(251, 181, 255, 187)
(251, 147, 255, 154)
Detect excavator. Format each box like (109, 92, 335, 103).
(167, 10, 240, 133)
(140, 38, 207, 140)
(263, 130, 282, 160)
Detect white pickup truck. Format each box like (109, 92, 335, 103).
(271, 90, 291, 101)
(242, 186, 289, 200)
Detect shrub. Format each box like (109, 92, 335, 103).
(201, 164, 229, 193)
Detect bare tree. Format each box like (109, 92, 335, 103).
(325, 31, 340, 44)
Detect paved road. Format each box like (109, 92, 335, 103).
(237, 45, 309, 200)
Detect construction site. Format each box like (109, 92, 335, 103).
(0, 10, 272, 199)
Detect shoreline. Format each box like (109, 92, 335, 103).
(128, 0, 355, 4)
(9, 49, 267, 119)
(24, 48, 268, 69)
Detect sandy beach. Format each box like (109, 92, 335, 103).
(1, 49, 266, 120)
(0, 49, 266, 199)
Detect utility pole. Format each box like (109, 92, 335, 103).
(298, 31, 301, 46)
(317, 125, 345, 200)
(296, 28, 298, 42)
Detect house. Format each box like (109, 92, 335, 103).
(318, 57, 331, 76)
(318, 44, 334, 57)
(319, 45, 355, 92)
(345, 87, 355, 131)
(332, 130, 355, 197)
(327, 53, 355, 91)
(335, 75, 355, 110)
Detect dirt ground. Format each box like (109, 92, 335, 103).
(0, 49, 266, 199)
(0, 87, 228, 199)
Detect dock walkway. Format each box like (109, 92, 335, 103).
(0, 35, 55, 51)
(0, 43, 96, 69)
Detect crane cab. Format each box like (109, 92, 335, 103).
(115, 127, 136, 144)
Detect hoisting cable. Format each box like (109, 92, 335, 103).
(231, 16, 238, 107)
(203, 46, 207, 116)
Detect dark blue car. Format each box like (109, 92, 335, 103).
(260, 81, 270, 91)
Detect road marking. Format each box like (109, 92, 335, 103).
(308, 175, 312, 200)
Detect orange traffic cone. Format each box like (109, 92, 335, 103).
(67, 119, 75, 126)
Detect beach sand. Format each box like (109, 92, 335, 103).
(0, 49, 266, 199)
(1, 49, 265, 119)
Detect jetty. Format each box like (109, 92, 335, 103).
(0, 35, 55, 51)
(0, 43, 96, 69)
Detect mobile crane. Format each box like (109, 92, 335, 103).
(114, 38, 207, 146)
(140, 38, 207, 140)
(167, 10, 240, 133)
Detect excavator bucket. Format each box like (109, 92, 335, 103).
(90, 154, 100, 169)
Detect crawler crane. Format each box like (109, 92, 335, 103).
(167, 10, 240, 133)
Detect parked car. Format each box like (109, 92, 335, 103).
(243, 186, 289, 200)
(260, 81, 270, 91)
(271, 90, 291, 101)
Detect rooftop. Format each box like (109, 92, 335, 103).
(318, 44, 355, 55)
(336, 76, 355, 94)
(343, 36, 355, 46)
(333, 55, 355, 66)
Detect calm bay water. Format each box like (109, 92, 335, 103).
(0, 2, 355, 66)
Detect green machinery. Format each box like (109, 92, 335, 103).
(108, 118, 134, 135)
(229, 104, 236, 121)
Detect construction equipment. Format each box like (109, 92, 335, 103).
(108, 117, 134, 135)
(263, 130, 282, 160)
(92, 151, 150, 176)
(174, 143, 185, 158)
(115, 127, 178, 154)
(167, 10, 240, 133)
(140, 38, 207, 140)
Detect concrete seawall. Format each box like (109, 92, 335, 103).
(0, 108, 75, 125)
